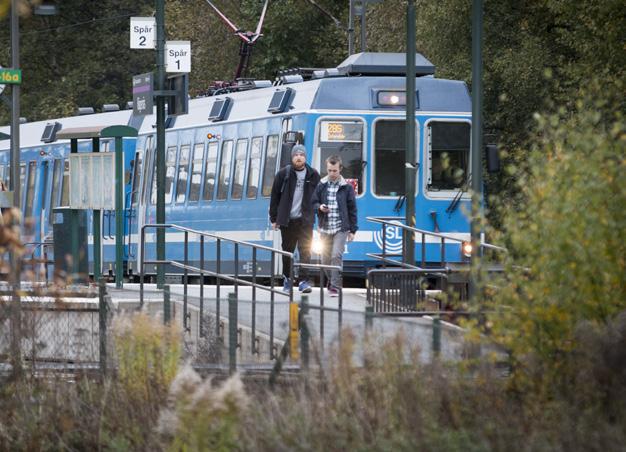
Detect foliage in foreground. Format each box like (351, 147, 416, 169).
(478, 79, 626, 396)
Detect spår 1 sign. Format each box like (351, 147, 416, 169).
(165, 41, 191, 73)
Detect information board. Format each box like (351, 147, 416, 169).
(69, 153, 119, 210)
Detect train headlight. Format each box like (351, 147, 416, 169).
(462, 241, 473, 258)
(311, 237, 324, 255)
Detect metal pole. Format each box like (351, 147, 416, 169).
(360, 1, 367, 52)
(469, 0, 483, 301)
(228, 292, 238, 375)
(92, 138, 101, 281)
(155, 0, 166, 288)
(98, 278, 107, 376)
(404, 0, 416, 267)
(348, 0, 355, 55)
(9, 0, 22, 380)
(115, 136, 124, 288)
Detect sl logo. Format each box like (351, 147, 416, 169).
(373, 221, 404, 253)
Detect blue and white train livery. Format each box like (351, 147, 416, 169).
(0, 53, 474, 280)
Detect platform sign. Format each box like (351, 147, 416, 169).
(0, 68, 22, 85)
(130, 17, 156, 49)
(69, 153, 118, 210)
(165, 41, 191, 73)
(132, 72, 153, 116)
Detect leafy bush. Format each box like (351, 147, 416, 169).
(481, 78, 625, 395)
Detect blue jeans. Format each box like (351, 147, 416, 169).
(320, 231, 348, 288)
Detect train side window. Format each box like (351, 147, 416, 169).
(164, 146, 177, 204)
(231, 139, 248, 200)
(189, 143, 204, 202)
(246, 137, 263, 199)
(261, 135, 279, 197)
(427, 121, 470, 191)
(202, 141, 219, 201)
(49, 160, 63, 225)
(216, 140, 234, 200)
(131, 151, 142, 206)
(318, 119, 364, 194)
(374, 120, 406, 196)
(175, 144, 191, 203)
(60, 160, 70, 206)
(0, 165, 5, 187)
(24, 162, 36, 217)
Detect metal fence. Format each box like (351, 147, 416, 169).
(0, 280, 110, 379)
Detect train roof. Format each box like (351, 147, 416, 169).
(0, 53, 470, 151)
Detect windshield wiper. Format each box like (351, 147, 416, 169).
(446, 177, 471, 216)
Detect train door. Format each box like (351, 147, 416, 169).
(136, 135, 154, 268)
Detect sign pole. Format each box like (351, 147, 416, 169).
(156, 0, 166, 288)
(92, 137, 101, 282)
(404, 0, 416, 267)
(469, 0, 484, 301)
(115, 137, 124, 288)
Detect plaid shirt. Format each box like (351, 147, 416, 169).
(320, 180, 342, 235)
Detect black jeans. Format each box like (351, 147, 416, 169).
(280, 218, 312, 281)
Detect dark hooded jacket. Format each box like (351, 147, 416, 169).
(269, 164, 320, 227)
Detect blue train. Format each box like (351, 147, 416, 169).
(0, 53, 475, 281)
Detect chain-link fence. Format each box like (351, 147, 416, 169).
(0, 281, 111, 379)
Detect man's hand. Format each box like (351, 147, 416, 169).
(319, 204, 329, 213)
(271, 223, 279, 230)
(348, 232, 355, 242)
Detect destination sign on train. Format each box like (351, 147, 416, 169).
(320, 121, 363, 143)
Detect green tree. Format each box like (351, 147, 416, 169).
(481, 78, 626, 394)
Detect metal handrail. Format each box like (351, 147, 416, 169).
(139, 223, 344, 359)
(366, 216, 507, 268)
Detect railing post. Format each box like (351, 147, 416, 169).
(432, 315, 441, 360)
(216, 239, 221, 339)
(99, 278, 108, 377)
(382, 223, 387, 268)
(270, 252, 275, 359)
(234, 243, 239, 298)
(300, 295, 310, 371)
(200, 235, 204, 337)
(139, 226, 145, 308)
(365, 304, 374, 331)
(163, 284, 171, 324)
(183, 231, 189, 331)
(251, 247, 257, 354)
(228, 292, 238, 375)
(319, 266, 325, 349)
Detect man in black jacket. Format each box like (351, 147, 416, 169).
(269, 144, 320, 293)
(311, 155, 358, 297)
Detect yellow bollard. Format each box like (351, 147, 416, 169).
(289, 302, 300, 361)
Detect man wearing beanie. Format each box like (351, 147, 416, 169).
(269, 144, 320, 293)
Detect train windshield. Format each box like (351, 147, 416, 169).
(317, 120, 364, 194)
(427, 121, 470, 191)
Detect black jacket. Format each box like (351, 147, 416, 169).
(269, 164, 320, 227)
(311, 176, 359, 234)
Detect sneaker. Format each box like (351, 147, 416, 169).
(328, 287, 339, 297)
(282, 278, 292, 293)
(298, 280, 312, 293)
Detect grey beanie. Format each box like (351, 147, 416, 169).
(291, 144, 306, 156)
